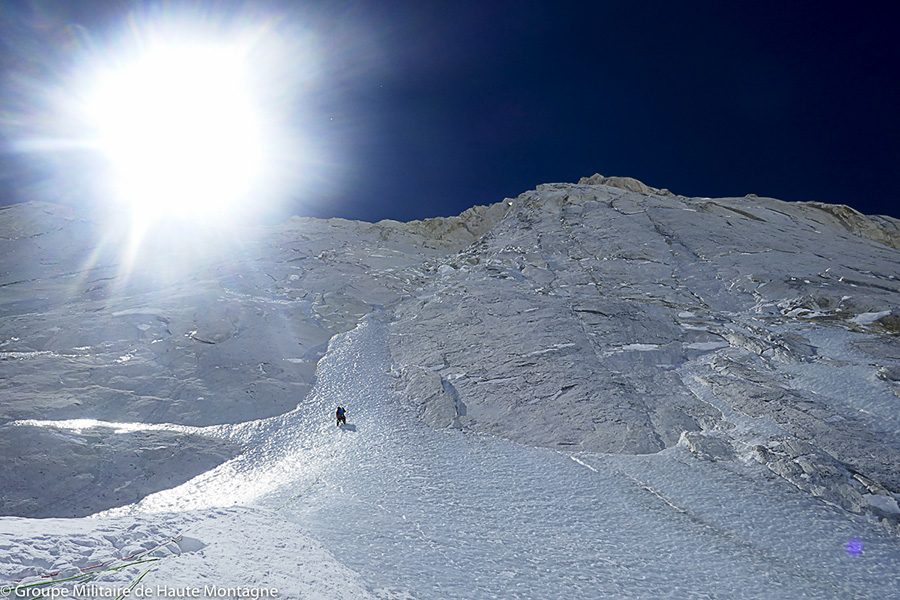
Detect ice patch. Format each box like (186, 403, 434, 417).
(110, 308, 166, 317)
(523, 342, 576, 357)
(851, 310, 891, 325)
(620, 343, 660, 351)
(569, 454, 599, 473)
(865, 494, 900, 515)
(0, 350, 59, 360)
(11, 418, 216, 437)
(685, 341, 730, 351)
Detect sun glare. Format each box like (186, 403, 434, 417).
(89, 42, 263, 221)
(8, 6, 337, 237)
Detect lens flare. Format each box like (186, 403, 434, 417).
(88, 42, 264, 221)
(8, 7, 332, 232)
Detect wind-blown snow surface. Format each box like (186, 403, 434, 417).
(3, 176, 900, 598)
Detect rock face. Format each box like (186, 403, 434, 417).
(2, 176, 900, 532)
(577, 172, 674, 196)
(388, 179, 900, 531)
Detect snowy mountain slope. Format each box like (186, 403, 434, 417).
(2, 176, 900, 598)
(391, 179, 900, 531)
(0, 506, 377, 600)
(0, 201, 507, 517)
(9, 316, 897, 600)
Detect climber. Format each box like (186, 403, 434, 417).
(336, 406, 347, 427)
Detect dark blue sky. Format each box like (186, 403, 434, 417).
(2, 1, 898, 222)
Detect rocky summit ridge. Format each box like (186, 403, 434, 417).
(1, 175, 899, 533)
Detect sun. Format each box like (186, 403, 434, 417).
(88, 41, 264, 222)
(12, 8, 336, 232)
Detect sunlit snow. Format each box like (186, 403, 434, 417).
(2, 176, 900, 598)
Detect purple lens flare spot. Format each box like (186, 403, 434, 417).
(845, 538, 863, 556)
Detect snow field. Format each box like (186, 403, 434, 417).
(198, 317, 898, 599)
(781, 324, 900, 436)
(4, 186, 900, 600)
(0, 508, 375, 600)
